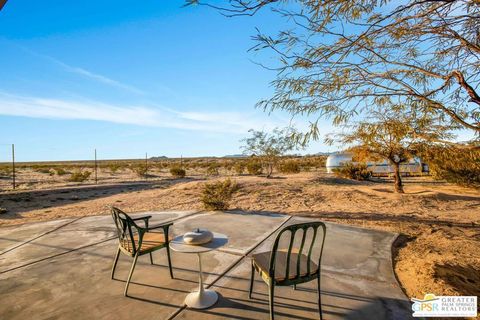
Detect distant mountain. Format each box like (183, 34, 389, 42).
(223, 154, 246, 158)
(149, 156, 169, 160)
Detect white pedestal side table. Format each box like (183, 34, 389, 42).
(169, 233, 228, 309)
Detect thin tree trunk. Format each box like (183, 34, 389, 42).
(392, 162, 404, 193)
(266, 162, 273, 178)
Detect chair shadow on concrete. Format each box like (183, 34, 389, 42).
(182, 292, 322, 320)
(180, 282, 412, 320)
(186, 289, 412, 320)
(169, 269, 403, 320)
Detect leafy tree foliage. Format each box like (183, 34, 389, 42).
(422, 145, 480, 187)
(329, 109, 452, 193)
(187, 0, 480, 142)
(241, 127, 298, 177)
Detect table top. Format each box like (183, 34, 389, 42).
(169, 232, 228, 254)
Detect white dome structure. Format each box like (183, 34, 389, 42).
(325, 151, 426, 175)
(325, 152, 353, 173)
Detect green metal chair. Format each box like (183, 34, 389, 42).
(249, 221, 327, 320)
(110, 206, 174, 296)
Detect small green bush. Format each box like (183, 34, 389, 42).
(186, 162, 197, 170)
(278, 160, 301, 174)
(206, 163, 220, 176)
(233, 162, 246, 175)
(156, 162, 169, 170)
(302, 165, 311, 172)
(246, 160, 263, 175)
(170, 167, 186, 178)
(0, 166, 10, 176)
(108, 163, 122, 174)
(222, 161, 233, 172)
(333, 163, 372, 181)
(54, 168, 68, 176)
(68, 170, 91, 182)
(425, 146, 480, 187)
(35, 168, 52, 174)
(132, 164, 148, 177)
(313, 157, 327, 169)
(201, 179, 239, 210)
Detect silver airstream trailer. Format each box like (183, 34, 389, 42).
(326, 152, 427, 176)
(326, 152, 354, 173)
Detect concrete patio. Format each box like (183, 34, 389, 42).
(0, 211, 413, 319)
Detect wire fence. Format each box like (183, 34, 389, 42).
(0, 144, 328, 192)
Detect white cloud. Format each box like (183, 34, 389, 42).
(0, 92, 281, 134)
(25, 49, 145, 95)
(58, 62, 145, 95)
(176, 111, 278, 132)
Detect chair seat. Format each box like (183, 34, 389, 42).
(252, 250, 318, 282)
(131, 232, 166, 253)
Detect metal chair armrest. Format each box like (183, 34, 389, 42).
(132, 215, 152, 228)
(146, 222, 173, 242)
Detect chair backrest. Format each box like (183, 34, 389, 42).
(110, 207, 140, 255)
(269, 221, 326, 282)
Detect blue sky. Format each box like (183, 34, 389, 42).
(0, 0, 335, 162)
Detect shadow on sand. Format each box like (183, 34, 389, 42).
(0, 178, 200, 221)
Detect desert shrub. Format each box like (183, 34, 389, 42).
(68, 170, 91, 182)
(333, 163, 372, 181)
(296, 156, 325, 171)
(233, 162, 246, 175)
(246, 160, 263, 175)
(170, 167, 186, 178)
(201, 179, 239, 210)
(424, 146, 480, 187)
(54, 168, 68, 176)
(302, 165, 311, 172)
(222, 161, 234, 172)
(108, 163, 122, 173)
(36, 168, 55, 176)
(313, 156, 327, 168)
(0, 166, 9, 177)
(35, 168, 52, 174)
(132, 164, 148, 177)
(206, 163, 220, 176)
(157, 162, 169, 170)
(278, 160, 301, 174)
(161, 161, 170, 169)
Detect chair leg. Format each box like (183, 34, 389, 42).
(111, 248, 121, 279)
(318, 275, 323, 320)
(166, 245, 174, 279)
(248, 262, 255, 299)
(149, 252, 154, 265)
(293, 284, 297, 290)
(124, 253, 139, 297)
(269, 281, 275, 320)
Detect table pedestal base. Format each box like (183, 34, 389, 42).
(185, 289, 218, 309)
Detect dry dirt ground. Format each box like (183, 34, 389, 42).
(1, 171, 479, 317)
